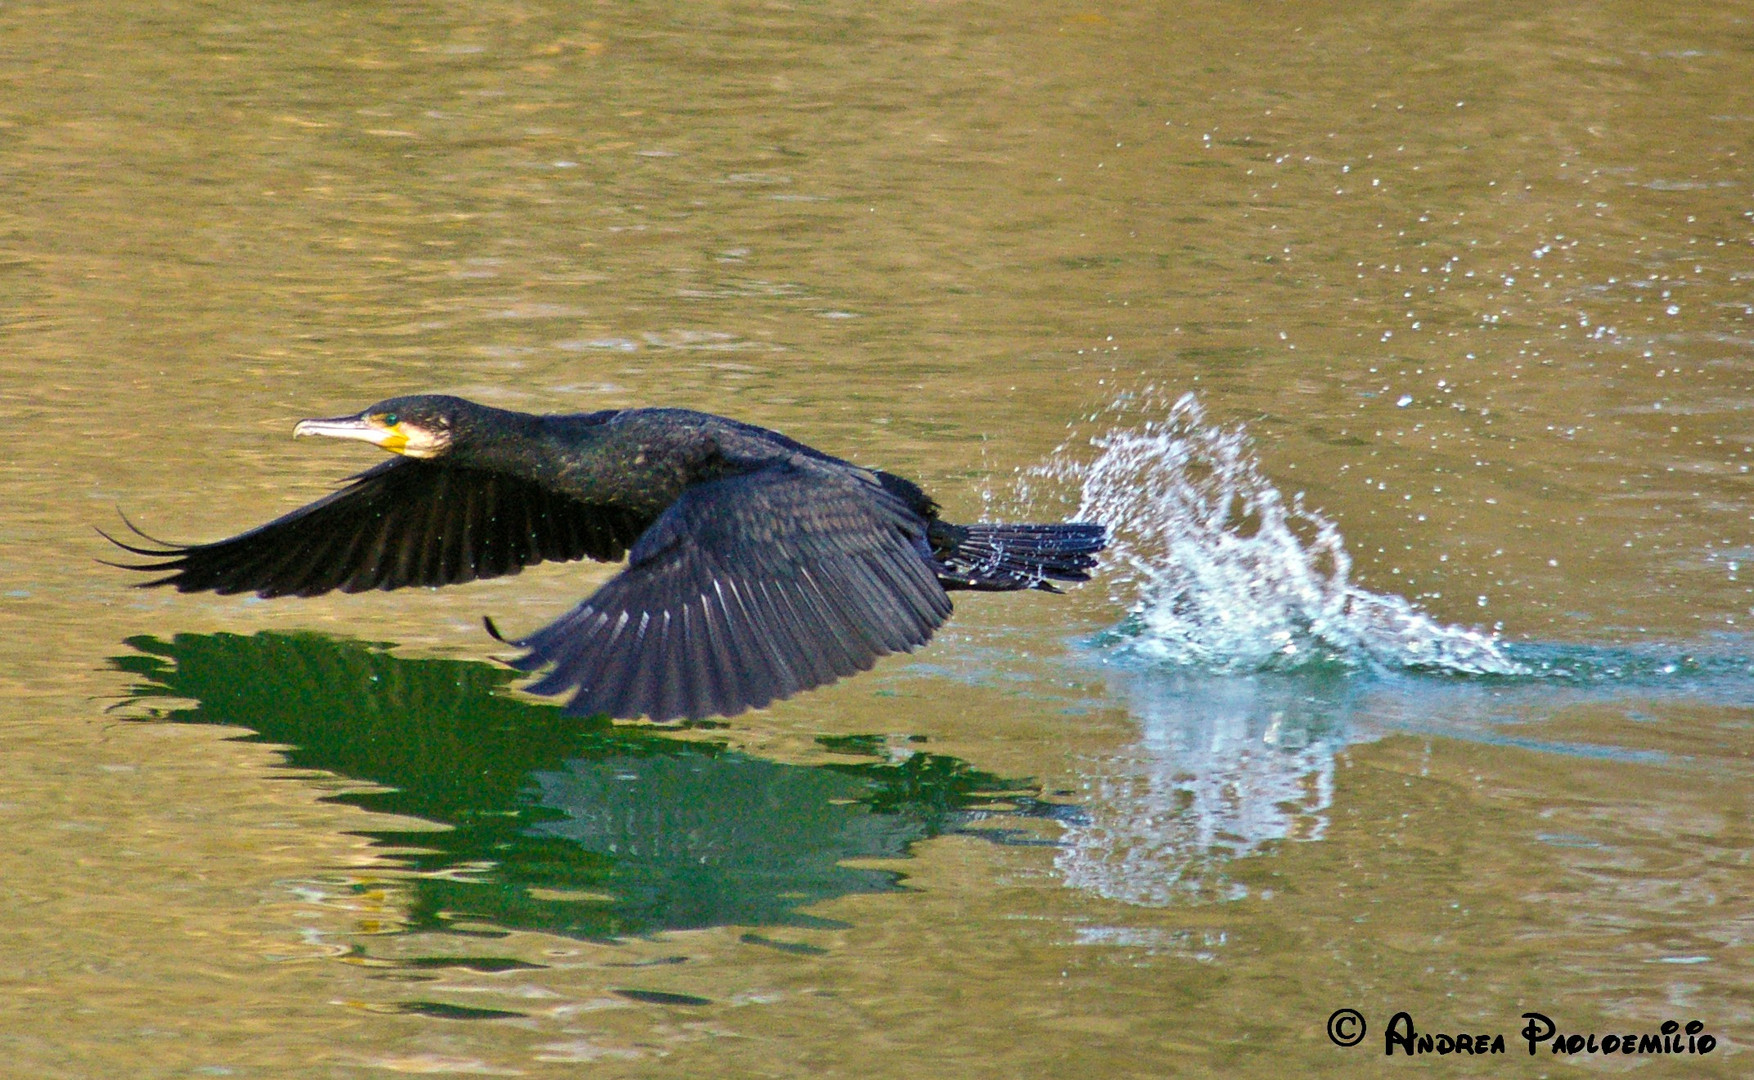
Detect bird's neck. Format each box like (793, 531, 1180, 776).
(449, 407, 577, 479)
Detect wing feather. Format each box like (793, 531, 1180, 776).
(110, 458, 649, 598)
(507, 461, 952, 721)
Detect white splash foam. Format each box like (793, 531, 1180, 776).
(1046, 391, 1524, 676)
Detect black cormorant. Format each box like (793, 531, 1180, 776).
(107, 395, 1106, 721)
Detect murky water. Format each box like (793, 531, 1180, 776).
(3, 1, 1752, 1075)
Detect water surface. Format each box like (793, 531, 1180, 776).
(3, 1, 1751, 1075)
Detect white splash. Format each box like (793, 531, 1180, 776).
(1049, 391, 1523, 676)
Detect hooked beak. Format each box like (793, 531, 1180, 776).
(293, 414, 409, 454)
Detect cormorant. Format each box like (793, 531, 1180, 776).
(106, 395, 1106, 721)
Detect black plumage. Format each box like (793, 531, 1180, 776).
(106, 395, 1106, 721)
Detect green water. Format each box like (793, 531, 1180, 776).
(116, 631, 1057, 942)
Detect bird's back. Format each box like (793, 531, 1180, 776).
(537, 407, 929, 520)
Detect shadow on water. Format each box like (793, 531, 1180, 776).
(110, 631, 1069, 941)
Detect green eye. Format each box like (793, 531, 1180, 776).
(382, 413, 399, 427)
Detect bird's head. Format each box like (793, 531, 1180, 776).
(293, 394, 473, 459)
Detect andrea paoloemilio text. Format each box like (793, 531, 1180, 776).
(1382, 1012, 1717, 1056)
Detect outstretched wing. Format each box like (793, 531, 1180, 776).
(507, 461, 954, 721)
(106, 458, 650, 598)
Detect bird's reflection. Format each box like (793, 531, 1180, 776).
(112, 632, 1063, 939)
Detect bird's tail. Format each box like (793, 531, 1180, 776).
(929, 521, 1106, 592)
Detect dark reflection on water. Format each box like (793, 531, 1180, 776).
(112, 632, 1067, 940)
